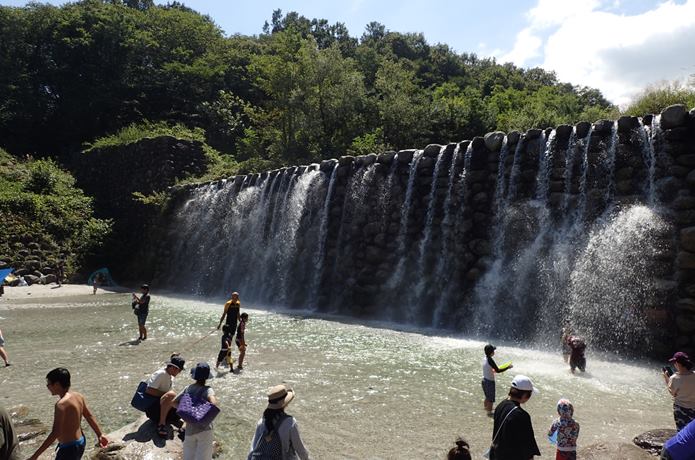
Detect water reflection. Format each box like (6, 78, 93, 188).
(0, 294, 672, 458)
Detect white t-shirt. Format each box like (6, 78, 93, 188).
(482, 357, 496, 381)
(146, 368, 173, 393)
(670, 372, 695, 409)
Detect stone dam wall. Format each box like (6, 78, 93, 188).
(152, 105, 695, 356)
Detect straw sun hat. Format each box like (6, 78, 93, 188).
(266, 384, 295, 410)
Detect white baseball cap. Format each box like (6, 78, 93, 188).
(511, 375, 539, 394)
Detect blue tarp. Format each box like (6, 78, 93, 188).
(0, 268, 12, 283)
(87, 267, 117, 287)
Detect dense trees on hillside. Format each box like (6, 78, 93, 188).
(0, 1, 623, 170)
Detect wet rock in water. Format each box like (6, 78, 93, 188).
(8, 405, 49, 457)
(632, 428, 677, 454)
(579, 441, 655, 459)
(87, 416, 183, 460)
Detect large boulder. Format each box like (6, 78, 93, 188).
(579, 441, 655, 459)
(484, 131, 505, 152)
(87, 416, 184, 460)
(661, 104, 688, 129)
(633, 428, 677, 455)
(680, 227, 695, 252)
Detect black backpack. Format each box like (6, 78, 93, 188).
(250, 414, 291, 460)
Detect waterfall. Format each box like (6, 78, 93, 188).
(309, 164, 338, 309)
(568, 206, 668, 349)
(386, 151, 422, 296)
(411, 147, 447, 317)
(431, 144, 462, 326)
(640, 115, 661, 205)
(156, 112, 683, 354)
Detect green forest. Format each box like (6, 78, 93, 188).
(1, 0, 694, 277)
(1, 1, 626, 168)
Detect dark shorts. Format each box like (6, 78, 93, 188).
(674, 403, 695, 430)
(145, 403, 182, 427)
(137, 313, 148, 326)
(570, 356, 586, 372)
(217, 348, 229, 363)
(482, 378, 495, 402)
(55, 438, 85, 460)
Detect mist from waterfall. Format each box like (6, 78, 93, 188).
(159, 117, 673, 354)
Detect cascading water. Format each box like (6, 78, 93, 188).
(568, 206, 669, 349)
(386, 151, 422, 300)
(309, 164, 338, 308)
(411, 147, 447, 318)
(157, 113, 683, 355)
(431, 144, 462, 325)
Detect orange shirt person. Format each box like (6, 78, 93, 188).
(217, 291, 241, 332)
(28, 368, 108, 460)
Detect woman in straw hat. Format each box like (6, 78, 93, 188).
(248, 384, 310, 460)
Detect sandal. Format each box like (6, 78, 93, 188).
(157, 424, 168, 438)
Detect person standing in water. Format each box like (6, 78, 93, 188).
(217, 292, 241, 335)
(567, 336, 586, 373)
(560, 322, 573, 363)
(28, 368, 108, 460)
(0, 328, 10, 367)
(215, 324, 234, 371)
(248, 384, 310, 459)
(489, 375, 541, 460)
(236, 313, 249, 370)
(482, 344, 512, 417)
(132, 284, 151, 341)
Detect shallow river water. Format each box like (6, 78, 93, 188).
(0, 293, 673, 459)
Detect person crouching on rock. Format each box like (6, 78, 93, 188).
(145, 354, 186, 439)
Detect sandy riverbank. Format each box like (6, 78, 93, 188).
(0, 283, 130, 305)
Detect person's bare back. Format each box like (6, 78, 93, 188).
(55, 392, 86, 443)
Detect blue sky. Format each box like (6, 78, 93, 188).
(3, 0, 695, 106)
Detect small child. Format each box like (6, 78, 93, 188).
(236, 313, 248, 370)
(548, 398, 580, 460)
(215, 324, 233, 370)
(481, 344, 512, 417)
(447, 435, 472, 460)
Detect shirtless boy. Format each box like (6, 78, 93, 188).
(28, 368, 108, 460)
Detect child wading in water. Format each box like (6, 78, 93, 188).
(236, 313, 248, 370)
(481, 344, 512, 417)
(215, 324, 234, 371)
(548, 398, 580, 460)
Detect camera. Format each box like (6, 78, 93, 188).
(663, 366, 674, 376)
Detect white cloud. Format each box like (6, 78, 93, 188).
(500, 0, 695, 106)
(498, 28, 543, 66)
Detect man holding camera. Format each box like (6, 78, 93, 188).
(132, 284, 151, 341)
